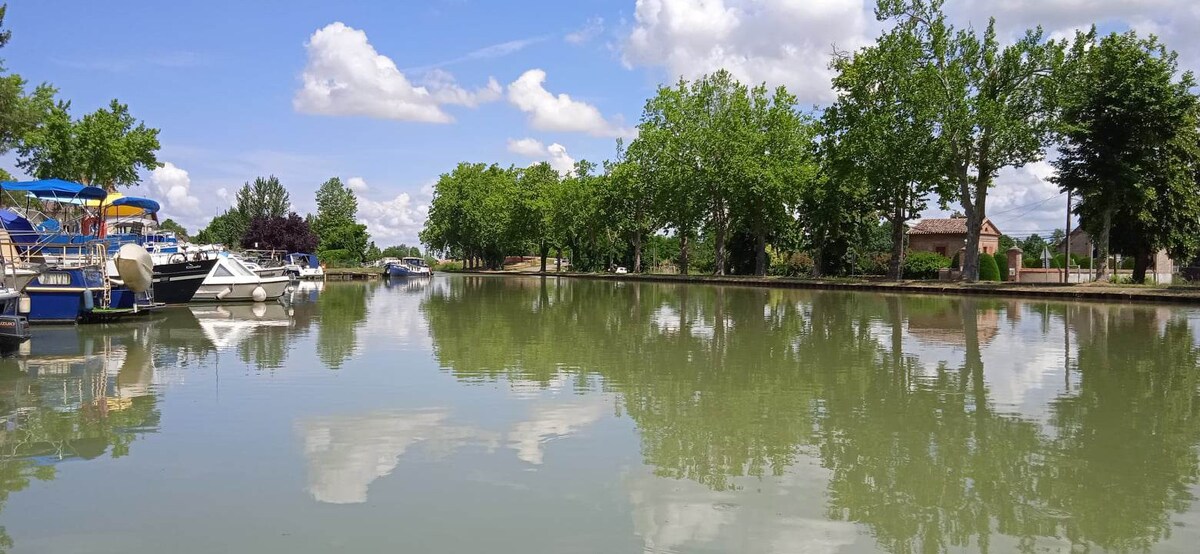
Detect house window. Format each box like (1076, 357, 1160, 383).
(935, 247, 947, 256)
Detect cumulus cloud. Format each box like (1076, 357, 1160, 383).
(294, 22, 501, 123)
(350, 177, 432, 245)
(149, 162, 202, 217)
(506, 138, 577, 175)
(346, 176, 368, 192)
(507, 69, 634, 137)
(565, 17, 605, 44)
(622, 0, 872, 104)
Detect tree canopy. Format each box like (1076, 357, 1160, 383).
(16, 99, 160, 190)
(1054, 30, 1200, 282)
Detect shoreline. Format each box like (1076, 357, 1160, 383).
(441, 269, 1200, 305)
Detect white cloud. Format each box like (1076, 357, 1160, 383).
(351, 178, 433, 245)
(566, 17, 605, 44)
(506, 137, 549, 157)
(507, 69, 634, 137)
(622, 0, 872, 104)
(506, 138, 577, 175)
(346, 176, 368, 192)
(149, 162, 202, 219)
(294, 22, 501, 123)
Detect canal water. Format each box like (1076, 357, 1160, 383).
(1, 275, 1199, 553)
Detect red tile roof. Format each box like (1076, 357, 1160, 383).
(909, 217, 1000, 236)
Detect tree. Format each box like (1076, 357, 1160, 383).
(876, 0, 1063, 281)
(241, 212, 318, 253)
(234, 175, 290, 221)
(16, 99, 160, 190)
(0, 4, 55, 160)
(824, 21, 946, 279)
(1054, 30, 1200, 282)
(314, 177, 370, 263)
(194, 209, 244, 247)
(159, 218, 189, 239)
(514, 162, 560, 272)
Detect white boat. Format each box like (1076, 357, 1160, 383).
(284, 253, 324, 280)
(192, 256, 290, 302)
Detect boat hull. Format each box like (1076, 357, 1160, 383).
(152, 259, 217, 304)
(192, 276, 289, 302)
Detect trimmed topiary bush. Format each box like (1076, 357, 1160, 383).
(993, 252, 1008, 280)
(979, 252, 1001, 281)
(903, 251, 952, 280)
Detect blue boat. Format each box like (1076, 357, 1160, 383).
(23, 266, 158, 324)
(383, 261, 412, 278)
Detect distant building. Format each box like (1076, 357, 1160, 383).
(1056, 227, 1092, 256)
(907, 217, 1002, 257)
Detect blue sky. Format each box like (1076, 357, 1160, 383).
(3, 0, 1197, 245)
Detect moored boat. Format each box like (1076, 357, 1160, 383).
(284, 253, 324, 280)
(192, 255, 290, 302)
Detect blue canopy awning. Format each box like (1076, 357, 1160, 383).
(109, 196, 161, 213)
(0, 179, 108, 203)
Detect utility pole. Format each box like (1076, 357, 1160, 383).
(1064, 192, 1071, 284)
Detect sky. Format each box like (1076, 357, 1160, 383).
(2, 0, 1199, 246)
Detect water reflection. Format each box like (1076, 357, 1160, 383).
(422, 276, 1200, 553)
(0, 324, 162, 549)
(299, 409, 499, 504)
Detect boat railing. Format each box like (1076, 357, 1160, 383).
(0, 237, 110, 270)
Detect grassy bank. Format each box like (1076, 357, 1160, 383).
(441, 269, 1200, 305)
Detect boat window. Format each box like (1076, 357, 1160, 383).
(40, 272, 72, 286)
(228, 259, 258, 278)
(214, 265, 235, 278)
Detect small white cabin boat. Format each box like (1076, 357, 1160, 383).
(193, 255, 290, 302)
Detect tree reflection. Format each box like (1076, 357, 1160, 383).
(315, 283, 370, 369)
(423, 276, 1200, 552)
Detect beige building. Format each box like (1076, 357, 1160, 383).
(1056, 227, 1173, 273)
(908, 217, 1002, 257)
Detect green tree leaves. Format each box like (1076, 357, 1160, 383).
(1054, 30, 1200, 282)
(16, 99, 161, 190)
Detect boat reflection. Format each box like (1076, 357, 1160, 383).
(0, 322, 163, 548)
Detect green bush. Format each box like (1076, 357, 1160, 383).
(319, 249, 359, 267)
(856, 252, 890, 276)
(770, 252, 814, 277)
(433, 260, 463, 271)
(903, 251, 952, 280)
(979, 253, 1001, 281)
(993, 252, 1008, 280)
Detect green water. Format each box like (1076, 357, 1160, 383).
(1, 276, 1199, 553)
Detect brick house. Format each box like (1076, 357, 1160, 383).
(907, 217, 1002, 257)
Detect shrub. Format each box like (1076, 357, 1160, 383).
(433, 260, 463, 271)
(856, 252, 890, 276)
(319, 249, 359, 267)
(903, 251, 952, 280)
(770, 252, 814, 277)
(993, 252, 1008, 280)
(979, 253, 1001, 281)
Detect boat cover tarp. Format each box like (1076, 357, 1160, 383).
(0, 208, 37, 244)
(110, 196, 160, 213)
(0, 179, 108, 203)
(288, 253, 319, 267)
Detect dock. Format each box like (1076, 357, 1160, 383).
(323, 268, 381, 281)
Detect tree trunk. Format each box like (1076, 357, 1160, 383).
(679, 234, 691, 275)
(960, 135, 993, 283)
(556, 247, 563, 272)
(753, 231, 768, 276)
(1132, 250, 1150, 284)
(888, 213, 907, 280)
(713, 210, 728, 276)
(633, 233, 643, 273)
(1095, 208, 1112, 281)
(539, 244, 548, 273)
